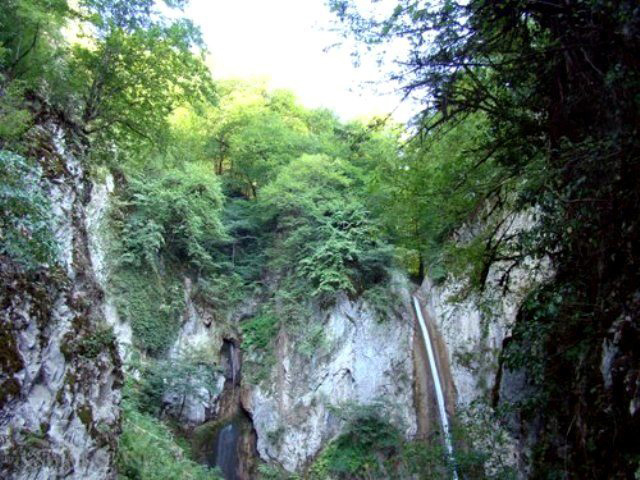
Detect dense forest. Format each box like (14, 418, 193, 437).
(0, 0, 638, 479)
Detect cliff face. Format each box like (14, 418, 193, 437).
(0, 129, 553, 479)
(6, 129, 554, 479)
(153, 274, 419, 474)
(246, 284, 418, 472)
(86, 175, 133, 362)
(0, 123, 122, 480)
(418, 210, 553, 476)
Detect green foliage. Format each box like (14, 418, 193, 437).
(124, 349, 220, 418)
(262, 154, 392, 301)
(110, 268, 185, 356)
(108, 163, 239, 356)
(257, 464, 299, 480)
(113, 163, 227, 272)
(71, 0, 215, 157)
(370, 113, 508, 283)
(309, 403, 402, 479)
(118, 395, 222, 480)
(0, 80, 32, 150)
(241, 313, 279, 351)
(0, 151, 58, 268)
(0, 0, 215, 159)
(0, 0, 70, 97)
(305, 401, 519, 480)
(204, 81, 312, 193)
(240, 311, 279, 385)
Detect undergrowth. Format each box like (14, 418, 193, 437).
(0, 151, 58, 269)
(110, 268, 185, 356)
(307, 402, 517, 480)
(118, 396, 222, 480)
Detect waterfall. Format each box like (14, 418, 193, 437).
(222, 340, 240, 386)
(229, 342, 240, 386)
(211, 422, 239, 480)
(413, 295, 459, 480)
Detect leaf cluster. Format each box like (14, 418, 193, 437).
(0, 151, 58, 268)
(262, 154, 392, 302)
(113, 163, 226, 272)
(118, 393, 222, 480)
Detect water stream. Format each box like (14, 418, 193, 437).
(210, 422, 239, 480)
(412, 295, 459, 480)
(222, 339, 240, 386)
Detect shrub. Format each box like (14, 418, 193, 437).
(125, 349, 221, 419)
(240, 312, 279, 351)
(309, 404, 401, 480)
(118, 396, 222, 480)
(110, 268, 185, 356)
(0, 151, 57, 268)
(114, 163, 227, 273)
(261, 154, 392, 301)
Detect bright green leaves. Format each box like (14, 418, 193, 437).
(107, 83, 398, 356)
(240, 313, 279, 351)
(0, 0, 69, 78)
(262, 154, 392, 300)
(118, 394, 222, 480)
(110, 164, 227, 355)
(0, 151, 58, 268)
(114, 163, 226, 272)
(71, 1, 215, 157)
(262, 154, 353, 211)
(1, 0, 215, 158)
(206, 82, 313, 196)
(0, 0, 70, 149)
(370, 113, 506, 282)
(0, 81, 32, 149)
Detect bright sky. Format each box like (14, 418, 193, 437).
(184, 0, 414, 122)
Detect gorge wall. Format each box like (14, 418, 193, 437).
(246, 285, 417, 473)
(418, 210, 554, 476)
(0, 123, 122, 480)
(132, 267, 420, 476)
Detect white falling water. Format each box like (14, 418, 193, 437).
(413, 295, 459, 480)
(229, 342, 237, 386)
(214, 422, 238, 480)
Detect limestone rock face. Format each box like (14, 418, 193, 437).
(0, 124, 122, 480)
(86, 174, 133, 361)
(419, 209, 553, 475)
(246, 282, 417, 473)
(421, 210, 552, 407)
(162, 277, 227, 426)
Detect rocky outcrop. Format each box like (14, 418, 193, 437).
(420, 211, 551, 404)
(86, 174, 133, 361)
(245, 278, 418, 473)
(162, 277, 227, 426)
(418, 209, 553, 475)
(0, 124, 122, 480)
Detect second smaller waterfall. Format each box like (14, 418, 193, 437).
(211, 422, 239, 480)
(222, 339, 241, 386)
